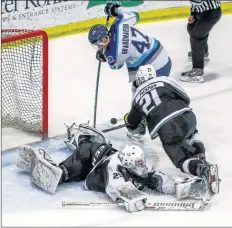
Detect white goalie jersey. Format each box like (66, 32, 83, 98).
(103, 8, 170, 82)
(85, 152, 176, 202)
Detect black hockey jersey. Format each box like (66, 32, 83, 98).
(127, 76, 192, 139)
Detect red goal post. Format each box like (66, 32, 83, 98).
(1, 29, 49, 140)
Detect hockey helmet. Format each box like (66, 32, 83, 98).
(118, 145, 147, 176)
(88, 24, 109, 46)
(135, 64, 156, 87)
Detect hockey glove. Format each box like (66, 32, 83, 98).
(124, 113, 146, 136)
(104, 3, 120, 17)
(116, 181, 147, 213)
(96, 50, 107, 62)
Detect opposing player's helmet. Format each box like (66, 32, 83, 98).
(118, 145, 147, 176)
(135, 64, 156, 87)
(88, 24, 109, 46)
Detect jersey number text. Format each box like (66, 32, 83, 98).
(131, 27, 150, 54)
(139, 89, 161, 115)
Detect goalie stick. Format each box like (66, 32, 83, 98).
(62, 199, 209, 211)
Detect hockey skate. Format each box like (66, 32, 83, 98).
(16, 145, 62, 194)
(181, 68, 204, 83)
(196, 162, 220, 194)
(188, 51, 210, 62)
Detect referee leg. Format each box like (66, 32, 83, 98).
(190, 8, 222, 69)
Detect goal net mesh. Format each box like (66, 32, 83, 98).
(1, 29, 48, 137)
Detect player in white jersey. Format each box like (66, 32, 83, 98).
(88, 3, 172, 92)
(16, 124, 208, 213)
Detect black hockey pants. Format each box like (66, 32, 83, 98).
(59, 140, 114, 184)
(59, 144, 93, 183)
(188, 7, 221, 69)
(158, 111, 201, 169)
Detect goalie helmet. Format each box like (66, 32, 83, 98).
(118, 145, 147, 176)
(88, 24, 109, 46)
(135, 64, 156, 87)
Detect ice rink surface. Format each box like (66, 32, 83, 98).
(2, 16, 232, 226)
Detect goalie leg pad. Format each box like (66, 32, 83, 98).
(176, 176, 208, 200)
(16, 145, 37, 173)
(31, 156, 62, 194)
(16, 146, 62, 193)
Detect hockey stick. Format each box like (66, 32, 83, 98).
(93, 16, 110, 128)
(62, 200, 209, 211)
(102, 123, 125, 133)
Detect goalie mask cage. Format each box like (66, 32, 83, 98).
(1, 29, 48, 139)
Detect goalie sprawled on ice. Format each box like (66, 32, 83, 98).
(16, 124, 209, 213)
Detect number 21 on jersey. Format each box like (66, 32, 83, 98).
(139, 89, 161, 115)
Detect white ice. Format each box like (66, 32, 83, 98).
(2, 16, 232, 226)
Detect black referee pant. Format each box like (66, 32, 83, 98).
(188, 7, 222, 69)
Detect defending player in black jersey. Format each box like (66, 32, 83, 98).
(124, 64, 220, 195)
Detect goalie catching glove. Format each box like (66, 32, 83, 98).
(124, 113, 146, 136)
(65, 123, 110, 149)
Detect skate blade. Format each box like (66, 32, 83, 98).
(16, 146, 36, 172)
(31, 157, 62, 194)
(180, 76, 204, 83)
(209, 164, 220, 194)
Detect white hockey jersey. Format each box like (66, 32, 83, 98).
(85, 152, 176, 202)
(103, 8, 170, 82)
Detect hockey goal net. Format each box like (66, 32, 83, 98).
(1, 29, 48, 139)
